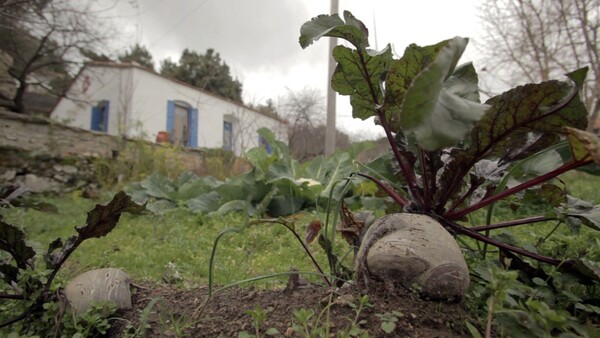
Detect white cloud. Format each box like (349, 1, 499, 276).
(109, 0, 485, 140)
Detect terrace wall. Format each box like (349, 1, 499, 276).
(0, 109, 209, 194)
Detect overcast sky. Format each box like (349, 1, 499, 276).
(109, 0, 484, 140)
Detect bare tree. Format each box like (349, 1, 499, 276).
(280, 88, 349, 160)
(0, 0, 113, 114)
(477, 0, 600, 130)
(280, 88, 324, 160)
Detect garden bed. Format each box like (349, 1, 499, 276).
(109, 280, 471, 337)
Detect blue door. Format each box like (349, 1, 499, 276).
(223, 121, 233, 151)
(166, 100, 198, 147)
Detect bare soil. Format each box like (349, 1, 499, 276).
(108, 279, 474, 337)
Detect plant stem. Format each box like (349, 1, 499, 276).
(442, 219, 562, 265)
(0, 293, 24, 300)
(446, 180, 483, 215)
(250, 219, 332, 287)
(207, 227, 243, 296)
(444, 158, 592, 220)
(353, 47, 422, 205)
(376, 110, 423, 205)
(0, 311, 28, 329)
(485, 296, 495, 338)
(427, 154, 438, 209)
(535, 221, 563, 248)
(356, 173, 408, 207)
(45, 237, 84, 289)
(418, 148, 431, 211)
(469, 216, 551, 232)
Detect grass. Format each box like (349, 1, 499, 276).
(1, 191, 334, 287)
(2, 171, 600, 336)
(3, 171, 599, 288)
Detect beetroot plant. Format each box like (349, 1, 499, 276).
(300, 11, 600, 299)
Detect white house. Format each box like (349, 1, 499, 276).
(50, 62, 287, 155)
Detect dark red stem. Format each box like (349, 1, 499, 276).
(0, 293, 24, 300)
(418, 148, 431, 211)
(376, 110, 424, 205)
(470, 216, 551, 232)
(353, 49, 422, 205)
(292, 230, 332, 287)
(446, 180, 482, 214)
(357, 173, 408, 207)
(442, 220, 562, 265)
(444, 159, 592, 220)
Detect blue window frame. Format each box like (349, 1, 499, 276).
(91, 100, 109, 132)
(223, 121, 233, 151)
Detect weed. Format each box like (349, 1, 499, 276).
(375, 310, 404, 334)
(0, 192, 144, 335)
(93, 139, 185, 188)
(287, 294, 373, 338)
(121, 297, 161, 338)
(156, 305, 194, 338)
(346, 295, 373, 329)
(64, 301, 116, 337)
(238, 305, 279, 338)
(467, 261, 600, 337)
(291, 308, 319, 337)
(202, 148, 239, 180)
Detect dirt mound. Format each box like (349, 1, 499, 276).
(108, 280, 473, 337)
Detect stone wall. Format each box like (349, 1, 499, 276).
(0, 109, 209, 193)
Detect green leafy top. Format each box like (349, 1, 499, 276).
(299, 11, 369, 50)
(398, 37, 489, 150)
(300, 13, 489, 151)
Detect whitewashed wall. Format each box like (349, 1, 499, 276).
(51, 63, 288, 155)
(52, 66, 124, 136)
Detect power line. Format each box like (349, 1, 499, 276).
(149, 0, 210, 48)
(138, 0, 166, 16)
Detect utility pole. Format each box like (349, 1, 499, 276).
(324, 0, 338, 156)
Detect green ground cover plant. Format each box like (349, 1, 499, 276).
(127, 129, 380, 217)
(0, 192, 144, 336)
